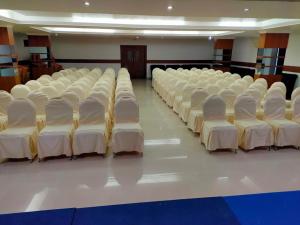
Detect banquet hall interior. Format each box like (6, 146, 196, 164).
(1, 0, 300, 224)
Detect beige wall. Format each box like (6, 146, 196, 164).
(14, 33, 30, 61)
(232, 37, 258, 63)
(285, 33, 300, 87)
(49, 35, 214, 78)
(51, 35, 214, 60)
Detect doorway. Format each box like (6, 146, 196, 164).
(120, 45, 147, 79)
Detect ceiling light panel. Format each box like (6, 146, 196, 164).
(41, 27, 116, 33)
(71, 15, 185, 26)
(39, 27, 239, 37)
(1, 10, 300, 32)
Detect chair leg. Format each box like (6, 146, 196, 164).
(30, 155, 36, 163)
(140, 152, 143, 157)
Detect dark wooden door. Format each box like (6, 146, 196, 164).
(120, 45, 147, 79)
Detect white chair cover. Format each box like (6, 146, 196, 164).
(38, 98, 74, 159)
(219, 89, 236, 123)
(25, 80, 42, 91)
(201, 95, 238, 151)
(73, 97, 107, 155)
(187, 89, 208, 133)
(234, 95, 273, 150)
(112, 97, 144, 153)
(28, 91, 49, 131)
(264, 96, 300, 147)
(39, 86, 59, 99)
(11, 85, 31, 98)
(0, 91, 13, 130)
(115, 97, 139, 123)
(0, 99, 38, 159)
(205, 84, 219, 95)
(292, 95, 300, 123)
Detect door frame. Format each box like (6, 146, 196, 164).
(120, 45, 147, 79)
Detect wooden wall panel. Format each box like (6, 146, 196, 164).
(28, 35, 51, 47)
(258, 33, 289, 48)
(0, 75, 20, 92)
(214, 39, 234, 49)
(0, 27, 14, 45)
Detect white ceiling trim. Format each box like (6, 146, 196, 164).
(35, 27, 242, 37)
(1, 9, 300, 35)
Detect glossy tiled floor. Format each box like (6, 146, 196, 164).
(1, 80, 300, 213)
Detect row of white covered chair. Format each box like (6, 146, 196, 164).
(111, 68, 144, 155)
(0, 67, 118, 161)
(153, 68, 300, 152)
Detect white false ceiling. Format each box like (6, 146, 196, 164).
(0, 0, 300, 37)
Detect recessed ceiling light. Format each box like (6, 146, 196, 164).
(244, 8, 249, 12)
(84, 1, 90, 6)
(208, 36, 212, 40)
(167, 5, 173, 10)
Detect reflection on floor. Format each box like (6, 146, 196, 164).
(1, 80, 300, 213)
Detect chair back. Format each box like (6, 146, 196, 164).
(79, 97, 105, 124)
(190, 89, 209, 110)
(244, 89, 262, 107)
(39, 86, 59, 99)
(203, 95, 226, 121)
(219, 88, 237, 110)
(115, 97, 139, 123)
(90, 91, 109, 111)
(264, 95, 286, 120)
(292, 95, 300, 121)
(291, 87, 300, 101)
(45, 98, 73, 125)
(7, 99, 36, 127)
(234, 95, 256, 120)
(206, 84, 219, 95)
(61, 91, 80, 112)
(182, 85, 196, 101)
(25, 80, 42, 91)
(11, 84, 31, 98)
(27, 91, 48, 115)
(0, 91, 13, 115)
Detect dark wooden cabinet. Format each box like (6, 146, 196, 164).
(121, 45, 147, 79)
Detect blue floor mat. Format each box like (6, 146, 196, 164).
(0, 208, 75, 225)
(73, 197, 240, 225)
(225, 190, 300, 225)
